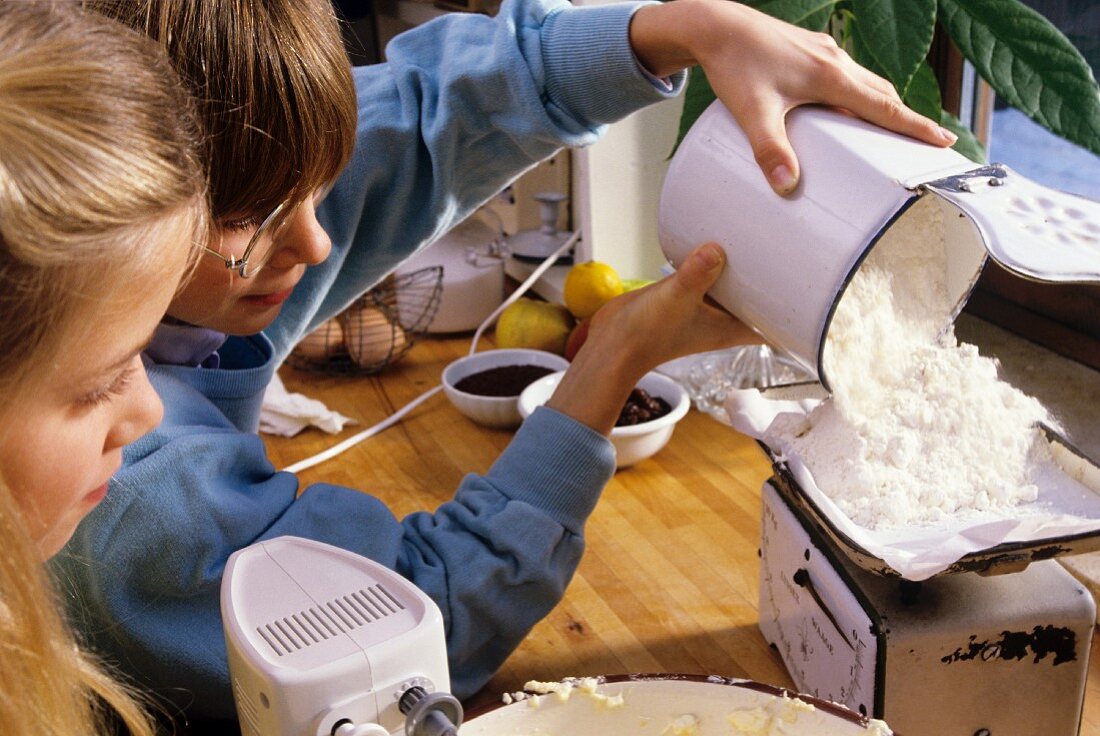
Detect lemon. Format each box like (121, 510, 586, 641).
(495, 297, 574, 355)
(563, 261, 623, 319)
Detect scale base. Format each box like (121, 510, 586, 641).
(758, 481, 1095, 735)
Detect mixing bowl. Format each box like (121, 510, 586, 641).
(462, 675, 891, 735)
(442, 348, 569, 429)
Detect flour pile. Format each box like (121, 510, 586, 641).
(769, 199, 1054, 529)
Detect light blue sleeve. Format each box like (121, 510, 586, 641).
(265, 0, 684, 360)
(54, 384, 614, 719)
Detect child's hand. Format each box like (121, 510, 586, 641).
(584, 242, 753, 369)
(630, 0, 957, 195)
(547, 243, 754, 434)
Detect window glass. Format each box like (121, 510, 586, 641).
(986, 1, 1100, 200)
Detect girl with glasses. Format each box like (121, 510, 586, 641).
(0, 4, 206, 734)
(65, 0, 955, 721)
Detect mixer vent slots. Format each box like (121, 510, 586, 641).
(233, 677, 261, 736)
(257, 583, 405, 656)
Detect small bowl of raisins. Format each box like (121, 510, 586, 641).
(518, 369, 690, 468)
(442, 348, 571, 429)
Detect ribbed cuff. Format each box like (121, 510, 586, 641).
(541, 0, 686, 127)
(487, 406, 616, 533)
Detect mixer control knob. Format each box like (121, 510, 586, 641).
(399, 686, 463, 736)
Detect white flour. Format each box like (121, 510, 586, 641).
(771, 198, 1053, 529)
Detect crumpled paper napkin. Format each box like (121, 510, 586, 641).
(260, 373, 356, 437)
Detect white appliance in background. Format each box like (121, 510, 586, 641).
(221, 537, 461, 736)
(397, 191, 580, 333)
(501, 191, 574, 264)
(395, 212, 505, 334)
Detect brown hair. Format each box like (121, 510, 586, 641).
(0, 4, 206, 735)
(88, 0, 358, 222)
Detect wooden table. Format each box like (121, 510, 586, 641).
(265, 336, 1100, 732)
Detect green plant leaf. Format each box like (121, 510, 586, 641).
(901, 61, 942, 121)
(848, 0, 936, 93)
(897, 62, 985, 162)
(940, 109, 987, 163)
(938, 0, 1100, 155)
(741, 0, 837, 30)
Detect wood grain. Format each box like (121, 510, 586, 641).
(264, 336, 1100, 731)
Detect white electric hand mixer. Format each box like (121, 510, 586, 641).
(221, 536, 463, 736)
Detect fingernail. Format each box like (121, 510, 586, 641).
(694, 243, 723, 270)
(769, 164, 796, 194)
(938, 126, 958, 143)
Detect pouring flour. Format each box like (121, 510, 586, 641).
(659, 102, 1100, 580)
(765, 197, 1054, 530)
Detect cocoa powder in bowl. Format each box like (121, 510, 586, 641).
(454, 364, 557, 397)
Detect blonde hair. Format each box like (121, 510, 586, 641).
(0, 3, 207, 396)
(0, 486, 157, 736)
(88, 0, 358, 223)
(0, 3, 206, 735)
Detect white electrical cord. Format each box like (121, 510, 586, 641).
(282, 229, 581, 475)
(467, 228, 580, 357)
(282, 385, 443, 474)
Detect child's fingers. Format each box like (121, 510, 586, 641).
(674, 242, 727, 295)
(735, 100, 801, 195)
(677, 289, 757, 356)
(836, 74, 956, 147)
(848, 64, 905, 105)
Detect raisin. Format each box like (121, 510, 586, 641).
(615, 388, 672, 426)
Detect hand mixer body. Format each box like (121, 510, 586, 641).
(221, 536, 453, 736)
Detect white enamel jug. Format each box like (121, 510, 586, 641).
(658, 102, 1100, 389)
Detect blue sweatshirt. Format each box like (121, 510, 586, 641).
(51, 0, 684, 719)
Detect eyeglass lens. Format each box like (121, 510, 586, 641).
(245, 184, 334, 277)
(238, 211, 288, 278)
(220, 185, 331, 278)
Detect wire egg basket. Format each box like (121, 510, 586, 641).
(286, 265, 443, 375)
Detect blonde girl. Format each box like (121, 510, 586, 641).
(0, 3, 206, 734)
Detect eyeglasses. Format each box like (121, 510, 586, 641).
(203, 185, 333, 279)
(203, 199, 290, 279)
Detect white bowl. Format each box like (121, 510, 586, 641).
(442, 348, 570, 429)
(519, 369, 690, 468)
(463, 675, 891, 734)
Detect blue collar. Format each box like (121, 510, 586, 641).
(146, 321, 227, 368)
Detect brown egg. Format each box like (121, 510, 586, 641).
(293, 318, 345, 361)
(341, 306, 407, 368)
